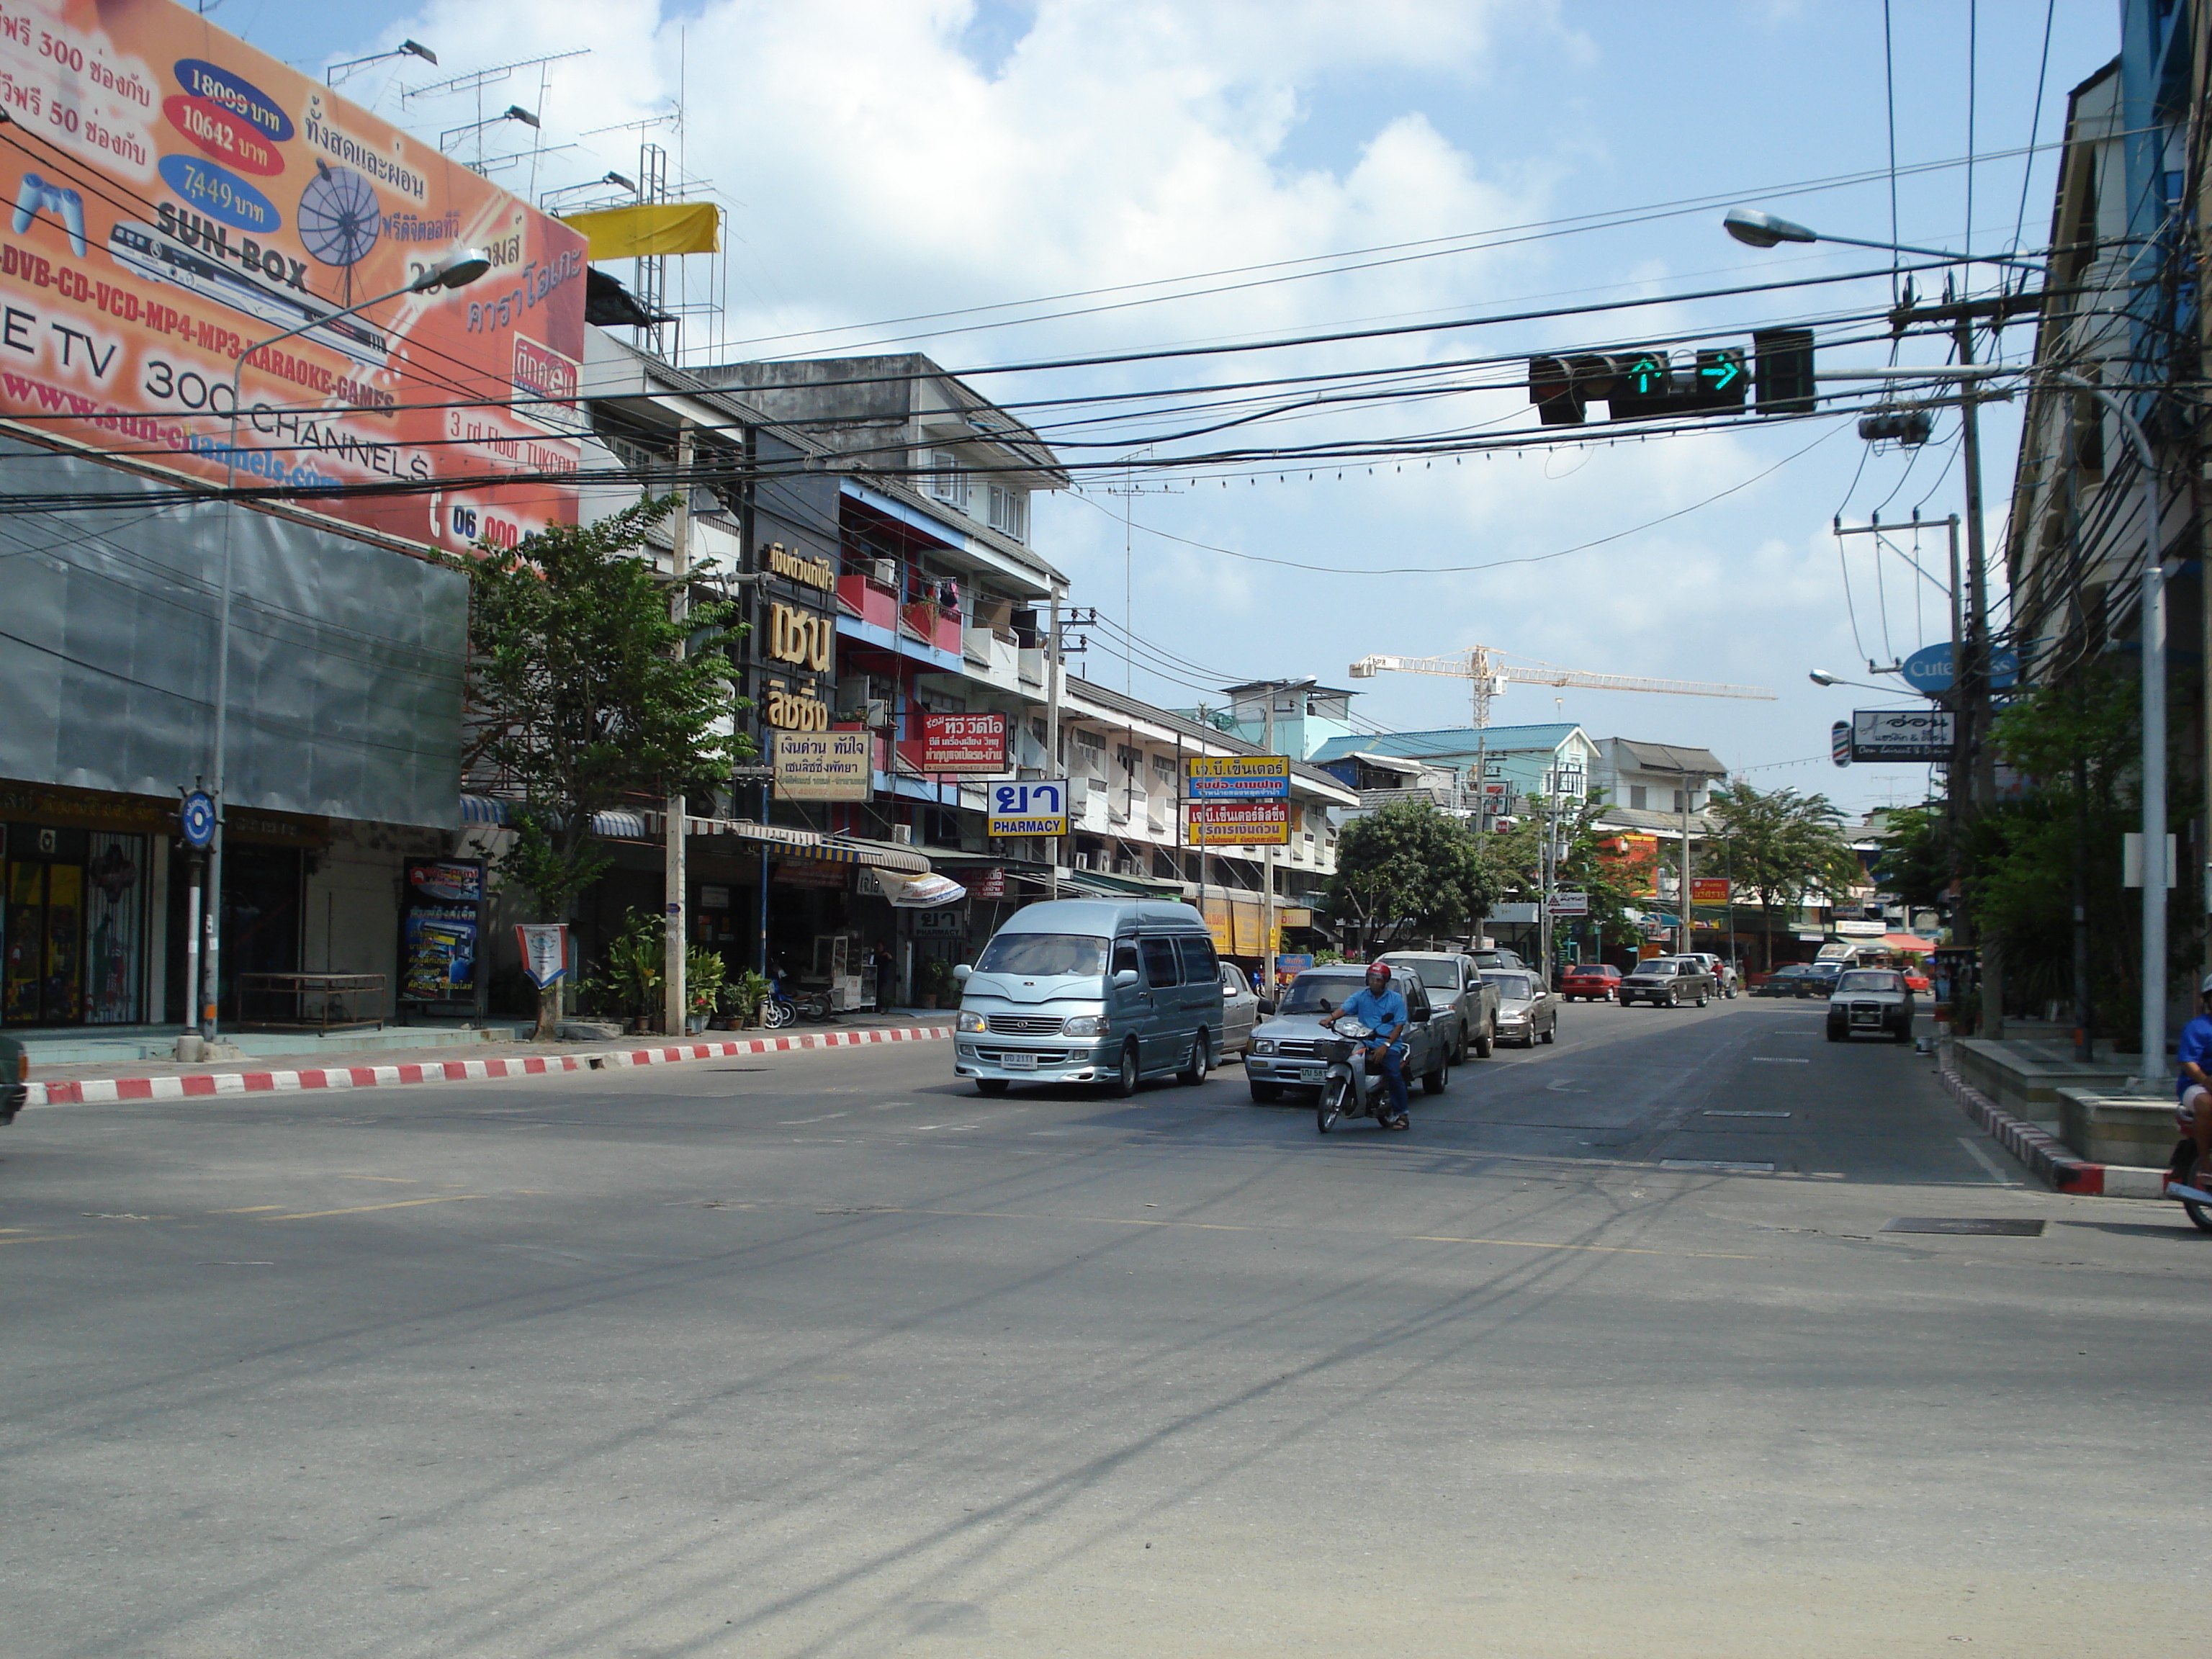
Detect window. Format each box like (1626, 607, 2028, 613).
(1140, 938, 1182, 986)
(1629, 786, 1647, 810)
(975, 933, 1107, 976)
(1177, 936, 1218, 984)
(986, 485, 1029, 541)
(1672, 790, 1688, 813)
(928, 451, 968, 507)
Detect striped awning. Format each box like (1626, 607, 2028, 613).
(457, 796, 652, 841)
(456, 796, 930, 872)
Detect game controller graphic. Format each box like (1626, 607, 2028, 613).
(13, 172, 86, 257)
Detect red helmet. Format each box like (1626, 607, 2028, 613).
(1364, 961, 1391, 981)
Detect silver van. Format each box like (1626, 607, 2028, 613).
(953, 899, 1225, 1097)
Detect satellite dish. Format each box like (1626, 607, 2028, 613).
(297, 162, 382, 296)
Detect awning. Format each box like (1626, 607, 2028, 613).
(1883, 932, 1938, 954)
(456, 796, 647, 840)
(1061, 869, 1181, 899)
(455, 796, 929, 871)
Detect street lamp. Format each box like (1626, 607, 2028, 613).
(1808, 670, 1905, 696)
(192, 248, 494, 1051)
(1722, 207, 2047, 273)
(440, 107, 541, 153)
(325, 39, 438, 87)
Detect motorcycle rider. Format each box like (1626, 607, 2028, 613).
(1323, 961, 1411, 1130)
(2175, 972, 2212, 1187)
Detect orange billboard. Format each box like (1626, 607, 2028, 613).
(0, 0, 585, 549)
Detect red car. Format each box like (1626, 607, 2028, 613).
(1559, 963, 1622, 1002)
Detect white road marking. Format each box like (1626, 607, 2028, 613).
(1748, 1057, 1811, 1064)
(1660, 1159, 1777, 1174)
(1704, 1110, 1791, 1119)
(1955, 1135, 2020, 1185)
(775, 1111, 852, 1125)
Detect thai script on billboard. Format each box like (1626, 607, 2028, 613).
(1187, 800, 1290, 846)
(920, 711, 1007, 774)
(1185, 755, 1290, 800)
(0, 0, 586, 549)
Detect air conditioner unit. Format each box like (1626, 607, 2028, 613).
(891, 824, 914, 845)
(870, 558, 898, 588)
(1075, 853, 1099, 871)
(1114, 859, 1139, 876)
(864, 699, 890, 729)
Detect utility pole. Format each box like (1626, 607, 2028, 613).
(1046, 587, 1063, 902)
(1678, 781, 1694, 957)
(1952, 311, 2000, 1039)
(1262, 689, 1277, 992)
(662, 422, 693, 1038)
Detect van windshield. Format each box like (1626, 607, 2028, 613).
(974, 933, 1108, 977)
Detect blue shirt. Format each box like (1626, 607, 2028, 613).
(2179, 1013, 2212, 1100)
(1338, 986, 1407, 1040)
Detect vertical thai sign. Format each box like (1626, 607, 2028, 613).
(0, 0, 585, 549)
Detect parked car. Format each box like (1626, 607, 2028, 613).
(0, 1032, 24, 1125)
(1753, 964, 1819, 998)
(1482, 968, 1560, 1046)
(1902, 966, 1933, 993)
(1826, 967, 1917, 1043)
(1376, 951, 1498, 1061)
(1619, 956, 1717, 1008)
(1799, 961, 1845, 999)
(1218, 961, 1261, 1056)
(953, 899, 1224, 1097)
(1558, 963, 1621, 1002)
(1245, 967, 1452, 1103)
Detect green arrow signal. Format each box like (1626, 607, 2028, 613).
(1701, 355, 1743, 391)
(1628, 355, 1665, 393)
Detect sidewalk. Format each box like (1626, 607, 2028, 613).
(22, 1012, 956, 1110)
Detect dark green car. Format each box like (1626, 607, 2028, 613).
(1, 1033, 25, 1125)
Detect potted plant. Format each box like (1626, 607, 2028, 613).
(603, 909, 665, 1032)
(727, 968, 773, 1029)
(917, 956, 956, 1010)
(685, 945, 727, 1035)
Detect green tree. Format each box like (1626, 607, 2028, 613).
(452, 495, 749, 1038)
(1704, 782, 1862, 971)
(1328, 799, 1496, 953)
(1488, 791, 1644, 962)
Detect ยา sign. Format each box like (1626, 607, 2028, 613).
(989, 781, 1067, 837)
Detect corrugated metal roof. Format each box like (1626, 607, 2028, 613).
(1308, 723, 1585, 765)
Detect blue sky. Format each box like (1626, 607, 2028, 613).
(227, 0, 2119, 814)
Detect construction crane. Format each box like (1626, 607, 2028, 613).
(1347, 646, 1774, 729)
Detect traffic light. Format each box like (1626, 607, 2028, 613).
(1531, 337, 1810, 423)
(1858, 407, 1932, 445)
(1528, 354, 1632, 425)
(1753, 327, 1816, 413)
(1606, 349, 1675, 419)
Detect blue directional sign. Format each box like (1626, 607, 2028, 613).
(181, 790, 216, 850)
(1900, 642, 2019, 697)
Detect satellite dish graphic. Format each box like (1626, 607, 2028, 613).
(298, 161, 382, 302)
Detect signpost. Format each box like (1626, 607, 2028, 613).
(989, 781, 1069, 837)
(1547, 889, 1588, 918)
(1184, 756, 1291, 799)
(773, 731, 872, 801)
(1188, 801, 1291, 845)
(1851, 709, 1955, 763)
(919, 712, 1010, 774)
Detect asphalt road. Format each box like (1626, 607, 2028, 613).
(4, 997, 2206, 1658)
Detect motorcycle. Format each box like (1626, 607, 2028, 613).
(762, 973, 834, 1029)
(2165, 1138, 2212, 1233)
(1316, 1018, 1407, 1134)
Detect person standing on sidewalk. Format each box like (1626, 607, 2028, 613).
(2175, 974, 2212, 1187)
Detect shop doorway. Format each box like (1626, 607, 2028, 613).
(4, 850, 84, 1025)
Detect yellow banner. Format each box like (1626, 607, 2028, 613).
(558, 201, 721, 260)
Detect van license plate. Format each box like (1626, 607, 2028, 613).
(1002, 1052, 1037, 1070)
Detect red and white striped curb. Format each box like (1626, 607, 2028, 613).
(1937, 1054, 2168, 1199)
(26, 1025, 955, 1108)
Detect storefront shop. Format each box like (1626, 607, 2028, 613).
(0, 782, 171, 1029)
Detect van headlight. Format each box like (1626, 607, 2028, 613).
(956, 1011, 987, 1033)
(1063, 1015, 1106, 1038)
(1250, 1038, 1275, 1055)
